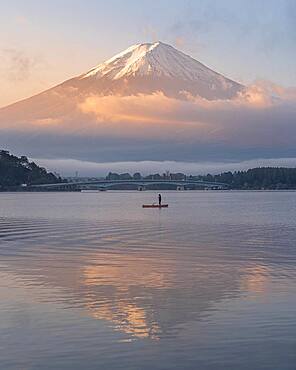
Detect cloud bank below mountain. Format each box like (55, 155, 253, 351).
(1, 80, 295, 168)
(35, 157, 296, 177)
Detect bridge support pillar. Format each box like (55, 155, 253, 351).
(138, 186, 145, 191)
(177, 185, 185, 191)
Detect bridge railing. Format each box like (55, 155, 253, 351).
(29, 179, 229, 189)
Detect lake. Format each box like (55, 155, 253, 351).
(0, 191, 295, 370)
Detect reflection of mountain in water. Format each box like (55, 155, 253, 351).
(0, 216, 269, 340)
(81, 251, 242, 339)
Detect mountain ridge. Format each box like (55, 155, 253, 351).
(0, 41, 244, 122)
(80, 41, 235, 83)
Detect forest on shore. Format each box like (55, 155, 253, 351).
(0, 150, 63, 190)
(106, 167, 296, 190)
(1, 149, 296, 190)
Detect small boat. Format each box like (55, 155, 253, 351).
(142, 204, 168, 208)
(81, 189, 107, 192)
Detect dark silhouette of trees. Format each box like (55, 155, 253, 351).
(210, 167, 296, 189)
(133, 172, 142, 180)
(0, 150, 63, 190)
(104, 167, 296, 189)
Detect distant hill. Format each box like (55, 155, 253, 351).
(0, 150, 63, 190)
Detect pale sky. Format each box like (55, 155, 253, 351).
(1, 0, 296, 107)
(1, 0, 296, 176)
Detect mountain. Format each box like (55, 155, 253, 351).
(79, 41, 243, 99)
(0, 42, 244, 124)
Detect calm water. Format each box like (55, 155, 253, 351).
(0, 191, 295, 370)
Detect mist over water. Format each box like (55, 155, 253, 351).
(0, 191, 296, 370)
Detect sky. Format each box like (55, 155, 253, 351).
(1, 0, 296, 107)
(0, 0, 296, 176)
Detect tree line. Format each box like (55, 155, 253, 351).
(1, 149, 296, 190)
(106, 167, 296, 189)
(0, 150, 63, 190)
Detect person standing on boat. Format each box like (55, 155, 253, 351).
(158, 194, 162, 206)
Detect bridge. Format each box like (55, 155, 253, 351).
(29, 179, 229, 191)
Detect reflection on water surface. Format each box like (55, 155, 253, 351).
(0, 191, 296, 370)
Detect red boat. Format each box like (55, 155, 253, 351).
(142, 204, 168, 208)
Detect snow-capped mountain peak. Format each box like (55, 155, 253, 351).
(78, 41, 243, 99)
(82, 41, 228, 82)
(0, 41, 244, 122)
(82, 42, 172, 80)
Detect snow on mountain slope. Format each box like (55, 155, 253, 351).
(78, 41, 243, 99)
(0, 41, 244, 123)
(82, 41, 235, 83)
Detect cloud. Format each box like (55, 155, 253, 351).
(0, 48, 40, 81)
(1, 80, 295, 165)
(33, 157, 296, 177)
(168, 0, 296, 50)
(77, 82, 296, 147)
(79, 92, 180, 124)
